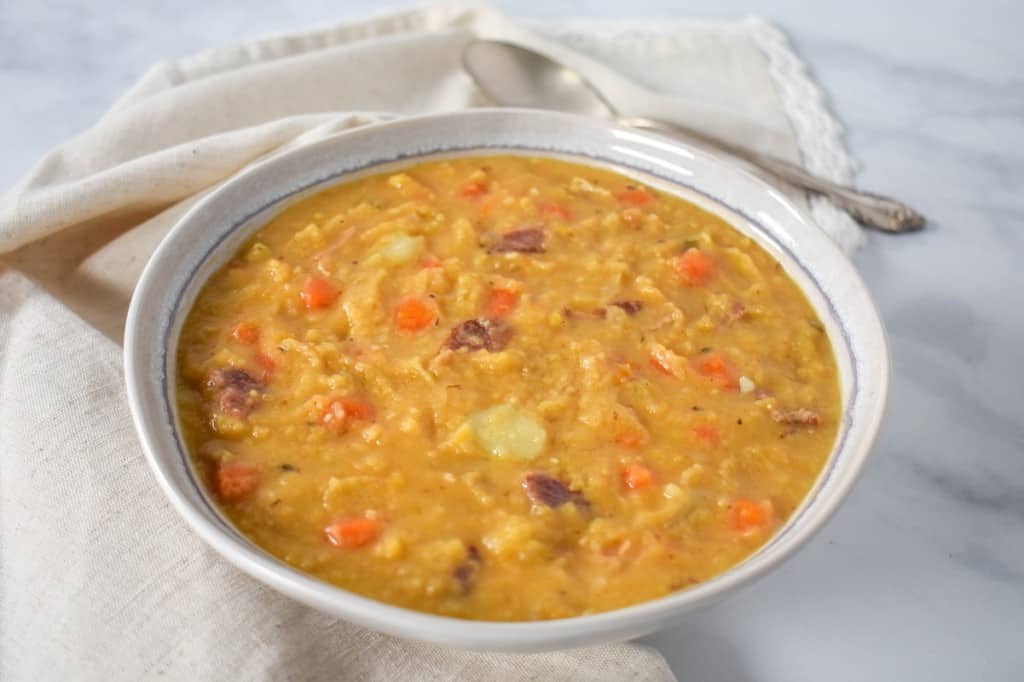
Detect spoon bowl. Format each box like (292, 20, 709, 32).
(462, 40, 616, 118)
(462, 39, 925, 232)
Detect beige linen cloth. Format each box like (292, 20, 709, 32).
(0, 3, 861, 680)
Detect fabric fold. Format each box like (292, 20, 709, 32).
(0, 4, 860, 680)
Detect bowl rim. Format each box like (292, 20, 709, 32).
(124, 108, 889, 651)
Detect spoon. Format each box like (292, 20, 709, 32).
(462, 39, 925, 233)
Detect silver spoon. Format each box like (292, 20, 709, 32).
(462, 39, 925, 233)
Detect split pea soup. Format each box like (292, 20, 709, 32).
(176, 156, 839, 621)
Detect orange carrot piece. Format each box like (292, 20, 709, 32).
(254, 351, 276, 381)
(322, 400, 347, 430)
(541, 203, 571, 221)
(215, 462, 261, 502)
(395, 296, 436, 332)
(692, 423, 720, 446)
(614, 430, 642, 449)
(459, 181, 489, 199)
(621, 463, 655, 490)
(338, 397, 374, 422)
(420, 255, 443, 269)
(325, 517, 379, 548)
(615, 187, 654, 206)
(486, 287, 519, 317)
(300, 277, 338, 310)
(732, 498, 771, 531)
(694, 353, 738, 389)
(675, 248, 715, 286)
(322, 396, 374, 432)
(231, 321, 260, 345)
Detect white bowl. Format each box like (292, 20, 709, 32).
(124, 109, 888, 652)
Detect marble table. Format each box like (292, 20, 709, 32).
(2, 1, 1019, 680)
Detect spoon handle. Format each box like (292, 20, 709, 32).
(619, 117, 925, 233)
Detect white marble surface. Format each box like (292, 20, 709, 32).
(2, 1, 1020, 680)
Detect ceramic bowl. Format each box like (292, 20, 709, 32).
(124, 109, 888, 652)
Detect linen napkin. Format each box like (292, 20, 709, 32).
(0, 3, 860, 680)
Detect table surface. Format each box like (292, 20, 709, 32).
(3, 1, 1020, 680)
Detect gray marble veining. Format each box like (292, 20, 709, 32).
(1, 1, 1020, 680)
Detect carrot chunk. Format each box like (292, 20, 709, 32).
(614, 430, 642, 449)
(459, 181, 489, 199)
(322, 397, 374, 431)
(254, 351, 276, 381)
(231, 322, 260, 345)
(215, 462, 260, 502)
(732, 498, 772, 531)
(486, 287, 519, 317)
(621, 463, 655, 490)
(300, 277, 338, 310)
(648, 354, 673, 376)
(338, 397, 374, 422)
(615, 187, 654, 206)
(420, 255, 443, 269)
(675, 248, 715, 286)
(540, 203, 572, 221)
(694, 353, 738, 389)
(325, 517, 379, 548)
(692, 422, 720, 445)
(395, 296, 436, 332)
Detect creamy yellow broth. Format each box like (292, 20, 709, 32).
(176, 156, 839, 621)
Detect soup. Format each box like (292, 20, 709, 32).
(176, 156, 839, 620)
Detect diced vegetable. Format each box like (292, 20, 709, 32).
(614, 430, 642, 449)
(732, 498, 771, 531)
(692, 423, 720, 446)
(694, 353, 737, 389)
(649, 354, 674, 376)
(420, 255, 443, 269)
(325, 517, 379, 548)
(375, 233, 425, 266)
(231, 322, 259, 345)
(322, 397, 374, 432)
(486, 287, 519, 317)
(254, 351, 276, 380)
(541, 203, 571, 221)
(395, 296, 437, 332)
(215, 462, 261, 502)
(459, 180, 489, 199)
(469, 404, 547, 461)
(621, 463, 655, 490)
(340, 398, 373, 421)
(615, 187, 654, 206)
(738, 375, 755, 393)
(300, 277, 338, 310)
(675, 248, 715, 286)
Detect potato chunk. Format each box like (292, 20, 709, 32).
(373, 233, 425, 266)
(468, 404, 547, 461)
